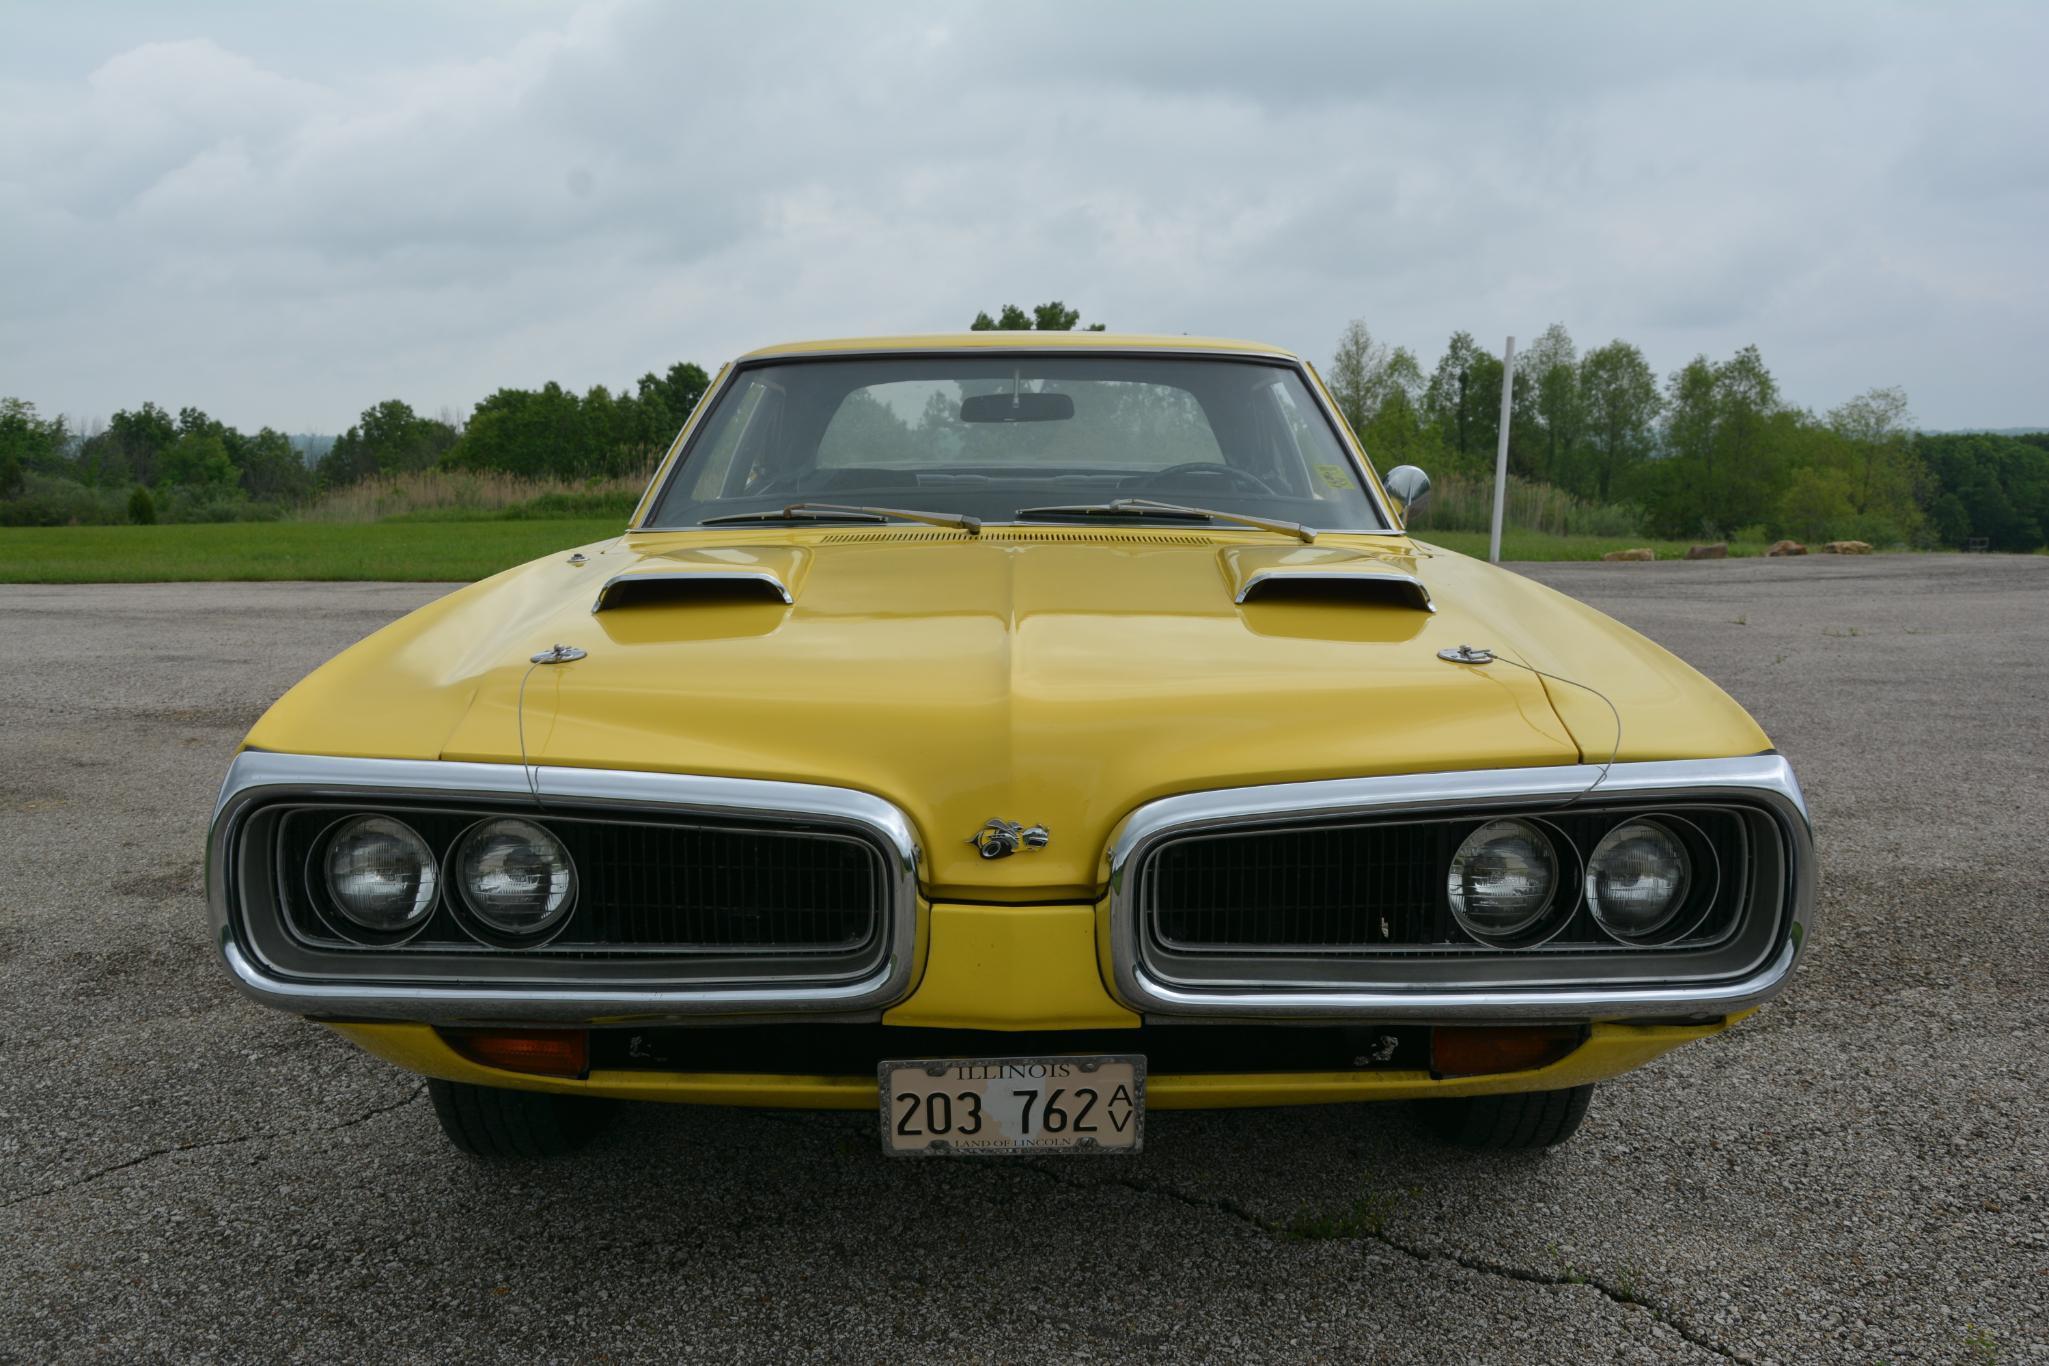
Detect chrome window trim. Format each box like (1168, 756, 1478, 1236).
(1102, 754, 1817, 1021)
(635, 348, 1402, 534)
(208, 751, 922, 1023)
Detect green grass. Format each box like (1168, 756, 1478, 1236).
(1419, 530, 1774, 562)
(0, 520, 624, 583)
(1283, 1191, 1402, 1240)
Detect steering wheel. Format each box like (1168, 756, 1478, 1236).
(1143, 462, 1277, 496)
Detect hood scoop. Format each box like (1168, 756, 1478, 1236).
(1222, 545, 1435, 613)
(590, 546, 807, 613)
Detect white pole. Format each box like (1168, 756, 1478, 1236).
(1488, 334, 1516, 564)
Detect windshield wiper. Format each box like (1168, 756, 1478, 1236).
(1012, 498, 1315, 543)
(700, 503, 982, 534)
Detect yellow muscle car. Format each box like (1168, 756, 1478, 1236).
(207, 333, 1816, 1159)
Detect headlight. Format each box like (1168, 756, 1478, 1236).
(323, 815, 439, 932)
(1585, 819, 1692, 940)
(1447, 818, 1560, 942)
(455, 817, 576, 938)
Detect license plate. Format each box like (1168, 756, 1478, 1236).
(879, 1055, 1145, 1156)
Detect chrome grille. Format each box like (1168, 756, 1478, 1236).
(1105, 757, 1813, 1017)
(210, 752, 925, 1019)
(1140, 807, 1752, 957)
(276, 806, 883, 958)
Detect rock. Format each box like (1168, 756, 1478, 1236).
(1602, 547, 1655, 562)
(1768, 539, 1807, 556)
(1685, 543, 1729, 560)
(1824, 540, 1873, 554)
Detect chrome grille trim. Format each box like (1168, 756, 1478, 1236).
(207, 752, 922, 1023)
(1102, 755, 1817, 1020)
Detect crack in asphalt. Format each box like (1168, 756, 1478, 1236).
(1018, 1162, 1745, 1364)
(763, 1109, 1740, 1363)
(0, 1084, 426, 1212)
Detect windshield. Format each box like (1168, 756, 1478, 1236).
(644, 355, 1389, 531)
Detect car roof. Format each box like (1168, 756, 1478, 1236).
(734, 332, 1300, 363)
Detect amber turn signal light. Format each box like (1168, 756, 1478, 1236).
(1430, 1025, 1582, 1078)
(443, 1028, 590, 1078)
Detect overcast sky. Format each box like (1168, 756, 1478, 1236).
(2, 0, 2043, 434)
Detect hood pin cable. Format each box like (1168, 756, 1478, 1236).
(1437, 644, 1622, 807)
(518, 644, 587, 807)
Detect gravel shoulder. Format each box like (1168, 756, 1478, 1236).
(2, 556, 2044, 1364)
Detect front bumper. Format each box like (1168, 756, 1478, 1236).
(332, 1018, 1735, 1109)
(211, 753, 1814, 1027)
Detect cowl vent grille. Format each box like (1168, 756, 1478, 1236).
(820, 528, 1216, 546)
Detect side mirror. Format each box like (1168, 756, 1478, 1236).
(1383, 465, 1431, 518)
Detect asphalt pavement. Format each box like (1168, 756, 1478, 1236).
(2, 555, 2045, 1363)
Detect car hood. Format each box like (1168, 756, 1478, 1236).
(246, 528, 1769, 897)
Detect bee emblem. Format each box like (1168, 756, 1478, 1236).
(969, 819, 1052, 859)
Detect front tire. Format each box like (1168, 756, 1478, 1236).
(428, 1078, 613, 1158)
(1417, 1084, 1595, 1150)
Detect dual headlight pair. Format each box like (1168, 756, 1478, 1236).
(1447, 816, 1694, 946)
(323, 808, 1690, 950)
(321, 814, 576, 942)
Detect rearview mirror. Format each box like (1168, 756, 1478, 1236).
(959, 391, 1075, 424)
(1383, 465, 1431, 518)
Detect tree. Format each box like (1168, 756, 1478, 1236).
(1912, 433, 2049, 551)
(160, 431, 240, 492)
(1325, 320, 1392, 437)
(1326, 332, 1435, 468)
(1576, 341, 1661, 501)
(1521, 323, 1581, 487)
(80, 402, 177, 486)
(447, 383, 587, 479)
(1032, 301, 1080, 331)
(177, 405, 220, 439)
(1776, 465, 1858, 542)
(319, 399, 458, 486)
(1827, 386, 1916, 518)
(656, 361, 712, 417)
(1645, 345, 1785, 536)
(1, 398, 67, 490)
(1424, 332, 1477, 460)
(1712, 345, 1782, 527)
(969, 302, 1106, 331)
(614, 362, 714, 475)
(1422, 332, 1523, 470)
(231, 426, 312, 501)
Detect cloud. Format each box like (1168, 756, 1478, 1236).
(0, 0, 2044, 431)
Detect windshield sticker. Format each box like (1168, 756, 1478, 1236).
(1314, 464, 1352, 491)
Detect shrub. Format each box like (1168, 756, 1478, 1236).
(496, 488, 641, 520)
(0, 473, 130, 526)
(1403, 472, 1646, 538)
(154, 488, 286, 523)
(292, 468, 645, 523)
(128, 486, 156, 525)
